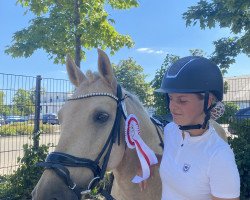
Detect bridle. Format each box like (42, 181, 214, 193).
(37, 84, 127, 200)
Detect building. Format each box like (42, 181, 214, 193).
(40, 92, 73, 114)
(224, 75, 250, 108)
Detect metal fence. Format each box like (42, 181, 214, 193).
(0, 73, 249, 175)
(0, 73, 74, 175)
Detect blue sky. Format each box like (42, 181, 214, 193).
(1, 1, 249, 82)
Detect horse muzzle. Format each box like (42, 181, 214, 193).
(32, 170, 80, 200)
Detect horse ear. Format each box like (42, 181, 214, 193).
(66, 54, 86, 87)
(97, 49, 117, 88)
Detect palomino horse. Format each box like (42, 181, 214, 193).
(32, 49, 227, 200)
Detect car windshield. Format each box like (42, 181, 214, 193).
(43, 114, 57, 118)
(6, 116, 21, 119)
(236, 107, 250, 116)
(48, 115, 57, 119)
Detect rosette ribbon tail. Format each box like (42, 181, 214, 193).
(125, 114, 158, 184)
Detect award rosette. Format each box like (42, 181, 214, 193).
(125, 114, 158, 183)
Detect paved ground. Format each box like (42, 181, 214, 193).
(0, 131, 60, 175)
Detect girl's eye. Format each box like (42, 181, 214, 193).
(94, 112, 109, 123)
(179, 99, 188, 103)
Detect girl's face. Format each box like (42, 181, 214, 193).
(169, 93, 205, 126)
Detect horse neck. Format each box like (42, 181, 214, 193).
(124, 94, 162, 152)
(114, 94, 162, 175)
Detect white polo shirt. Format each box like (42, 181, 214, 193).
(159, 122, 240, 200)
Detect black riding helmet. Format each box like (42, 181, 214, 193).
(155, 56, 223, 130)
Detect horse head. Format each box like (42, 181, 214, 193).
(32, 49, 162, 200)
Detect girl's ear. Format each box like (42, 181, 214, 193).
(208, 93, 216, 108)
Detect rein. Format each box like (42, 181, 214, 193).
(150, 117, 164, 149)
(37, 84, 125, 200)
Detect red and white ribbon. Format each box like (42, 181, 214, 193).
(125, 114, 158, 183)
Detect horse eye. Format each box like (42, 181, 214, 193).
(94, 112, 109, 123)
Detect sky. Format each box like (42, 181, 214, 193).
(1, 1, 249, 82)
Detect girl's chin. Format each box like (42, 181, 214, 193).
(173, 119, 199, 126)
(173, 117, 183, 124)
(173, 119, 184, 125)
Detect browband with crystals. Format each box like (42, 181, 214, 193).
(68, 92, 119, 101)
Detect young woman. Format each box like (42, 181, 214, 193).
(143, 56, 240, 200)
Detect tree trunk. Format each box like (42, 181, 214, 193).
(74, 0, 81, 68)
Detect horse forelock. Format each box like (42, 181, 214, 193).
(85, 70, 99, 83)
(72, 70, 114, 95)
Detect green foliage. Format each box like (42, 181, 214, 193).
(228, 121, 250, 199)
(151, 54, 179, 115)
(189, 49, 206, 57)
(0, 123, 52, 136)
(113, 58, 153, 106)
(0, 91, 3, 107)
(108, 0, 139, 9)
(0, 91, 11, 116)
(229, 118, 250, 136)
(6, 0, 138, 65)
(13, 89, 35, 116)
(224, 80, 229, 94)
(183, 0, 250, 74)
(0, 144, 49, 200)
(87, 172, 114, 199)
(217, 102, 239, 124)
(210, 37, 241, 75)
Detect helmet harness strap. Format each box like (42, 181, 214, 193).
(178, 92, 215, 131)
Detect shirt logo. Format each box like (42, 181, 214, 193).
(183, 163, 191, 172)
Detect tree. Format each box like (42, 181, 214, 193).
(13, 89, 35, 116)
(151, 54, 179, 116)
(189, 49, 206, 57)
(183, 0, 250, 73)
(0, 91, 4, 115)
(0, 91, 11, 116)
(112, 58, 153, 106)
(30, 87, 46, 105)
(5, 0, 138, 67)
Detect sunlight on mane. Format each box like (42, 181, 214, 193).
(124, 89, 150, 116)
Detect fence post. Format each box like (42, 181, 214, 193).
(33, 75, 42, 150)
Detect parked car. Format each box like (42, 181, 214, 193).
(28, 114, 43, 121)
(228, 107, 250, 135)
(5, 115, 27, 124)
(0, 116, 5, 126)
(42, 113, 59, 125)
